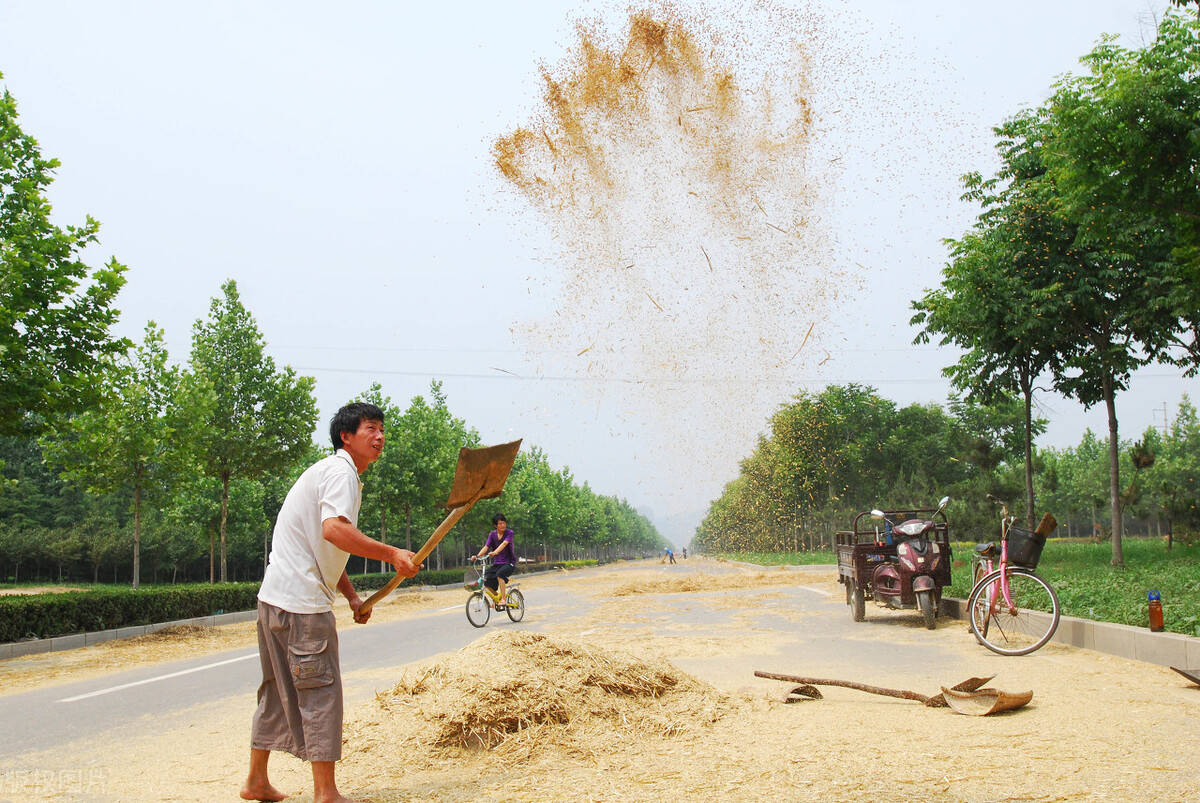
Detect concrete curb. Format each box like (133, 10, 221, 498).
(1, 609, 260, 661)
(726, 559, 1200, 669)
(939, 596, 1200, 668)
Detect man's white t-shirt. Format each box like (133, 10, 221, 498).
(258, 449, 362, 614)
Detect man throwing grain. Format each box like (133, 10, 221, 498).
(241, 402, 420, 803)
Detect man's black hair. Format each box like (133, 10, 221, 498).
(330, 402, 385, 452)
(492, 513, 507, 526)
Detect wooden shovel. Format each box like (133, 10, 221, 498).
(939, 686, 1033, 716)
(356, 439, 522, 617)
(754, 671, 996, 707)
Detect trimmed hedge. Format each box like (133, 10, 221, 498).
(0, 583, 260, 643)
(0, 562, 577, 643)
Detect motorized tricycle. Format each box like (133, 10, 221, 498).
(836, 497, 952, 629)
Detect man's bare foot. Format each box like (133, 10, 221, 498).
(240, 781, 286, 802)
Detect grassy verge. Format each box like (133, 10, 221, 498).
(717, 551, 836, 566)
(719, 538, 1199, 637)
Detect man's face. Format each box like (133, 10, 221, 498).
(495, 519, 507, 533)
(341, 418, 385, 470)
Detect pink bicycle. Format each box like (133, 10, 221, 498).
(967, 497, 1060, 655)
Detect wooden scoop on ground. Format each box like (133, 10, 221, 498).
(756, 671, 1035, 714)
(357, 439, 522, 617)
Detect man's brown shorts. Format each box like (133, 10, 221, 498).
(250, 601, 342, 762)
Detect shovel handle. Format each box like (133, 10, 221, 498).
(356, 495, 482, 617)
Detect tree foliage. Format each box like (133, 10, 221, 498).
(183, 280, 317, 582)
(915, 13, 1200, 566)
(41, 322, 178, 587)
(696, 385, 1016, 553)
(0, 73, 127, 436)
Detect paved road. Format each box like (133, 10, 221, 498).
(1, 562, 978, 759)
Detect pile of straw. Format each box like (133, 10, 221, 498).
(363, 631, 727, 759)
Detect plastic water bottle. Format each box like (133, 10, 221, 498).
(1148, 590, 1164, 632)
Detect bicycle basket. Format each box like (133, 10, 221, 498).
(1006, 526, 1046, 569)
(463, 569, 482, 590)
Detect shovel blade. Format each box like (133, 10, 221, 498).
(940, 686, 1033, 716)
(924, 675, 996, 707)
(444, 440, 523, 509)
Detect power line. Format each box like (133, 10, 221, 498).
(292, 364, 955, 385)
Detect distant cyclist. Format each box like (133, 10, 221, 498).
(473, 513, 516, 607)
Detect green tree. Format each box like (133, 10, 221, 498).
(184, 280, 317, 582)
(1038, 14, 1200, 564)
(912, 108, 1064, 530)
(0, 73, 127, 436)
(353, 384, 408, 573)
(393, 381, 479, 569)
(1043, 11, 1200, 307)
(41, 322, 177, 588)
(1145, 398, 1200, 544)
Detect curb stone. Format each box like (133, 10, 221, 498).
(730, 560, 1199, 670)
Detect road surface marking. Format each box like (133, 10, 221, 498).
(798, 585, 832, 597)
(57, 652, 258, 703)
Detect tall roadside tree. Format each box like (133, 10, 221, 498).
(912, 109, 1062, 530)
(1036, 12, 1200, 565)
(41, 322, 177, 588)
(353, 384, 407, 574)
(0, 73, 127, 436)
(185, 280, 317, 582)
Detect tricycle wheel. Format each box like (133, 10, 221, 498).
(844, 579, 852, 605)
(851, 586, 865, 622)
(917, 589, 936, 630)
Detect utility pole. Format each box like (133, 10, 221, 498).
(1153, 401, 1169, 437)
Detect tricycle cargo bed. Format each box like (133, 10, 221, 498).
(835, 507, 951, 587)
(837, 541, 897, 585)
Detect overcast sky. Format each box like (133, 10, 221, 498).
(1, 0, 1194, 545)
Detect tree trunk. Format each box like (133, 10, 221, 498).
(209, 526, 216, 584)
(133, 475, 142, 590)
(405, 503, 412, 551)
(1103, 376, 1124, 567)
(380, 507, 387, 575)
(220, 470, 231, 583)
(1022, 379, 1036, 531)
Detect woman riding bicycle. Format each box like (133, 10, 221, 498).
(473, 513, 516, 608)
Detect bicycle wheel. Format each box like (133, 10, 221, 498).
(505, 589, 525, 622)
(967, 567, 1059, 656)
(465, 591, 490, 628)
(969, 562, 991, 643)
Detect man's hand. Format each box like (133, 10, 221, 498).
(390, 547, 421, 579)
(349, 593, 371, 624)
